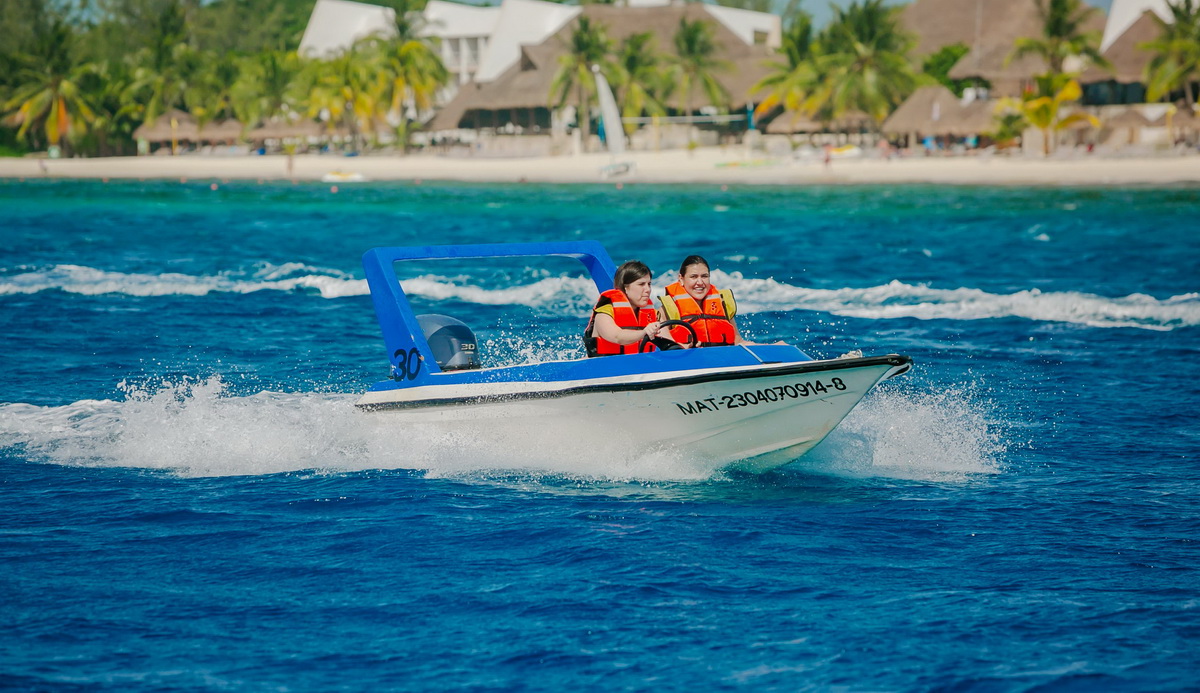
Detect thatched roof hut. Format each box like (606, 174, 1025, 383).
(1081, 10, 1159, 84)
(946, 100, 996, 136)
(763, 110, 871, 134)
(1105, 108, 1151, 129)
(133, 111, 244, 143)
(904, 0, 1107, 95)
(197, 119, 244, 142)
(429, 3, 775, 132)
(1153, 107, 1200, 131)
(133, 109, 198, 142)
(882, 85, 960, 135)
(247, 120, 324, 140)
(882, 86, 997, 137)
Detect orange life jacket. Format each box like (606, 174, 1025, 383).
(660, 282, 737, 347)
(584, 289, 658, 357)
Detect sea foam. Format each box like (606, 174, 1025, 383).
(0, 375, 1003, 483)
(3, 264, 1196, 330)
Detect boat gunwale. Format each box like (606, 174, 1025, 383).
(356, 354, 912, 411)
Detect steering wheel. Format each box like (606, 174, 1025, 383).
(638, 319, 699, 353)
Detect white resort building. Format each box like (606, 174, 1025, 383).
(299, 0, 781, 149)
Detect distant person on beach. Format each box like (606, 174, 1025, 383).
(658, 255, 743, 348)
(583, 260, 674, 356)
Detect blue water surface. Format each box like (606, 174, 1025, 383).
(1, 179, 1198, 690)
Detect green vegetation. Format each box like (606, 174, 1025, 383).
(922, 43, 976, 97)
(0, 0, 448, 156)
(2, 0, 1192, 157)
(753, 0, 918, 130)
(1007, 0, 1108, 75)
(550, 16, 614, 141)
(613, 32, 669, 135)
(996, 74, 1098, 155)
(1140, 0, 1200, 109)
(668, 17, 732, 137)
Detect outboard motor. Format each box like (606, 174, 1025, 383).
(416, 314, 481, 371)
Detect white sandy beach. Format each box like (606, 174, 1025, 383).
(1, 147, 1198, 186)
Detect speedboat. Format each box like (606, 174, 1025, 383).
(357, 241, 911, 473)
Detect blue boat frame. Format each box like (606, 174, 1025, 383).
(361, 241, 818, 393)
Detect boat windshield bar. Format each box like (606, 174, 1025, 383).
(362, 241, 618, 381)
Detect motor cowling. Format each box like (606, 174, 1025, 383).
(416, 314, 481, 371)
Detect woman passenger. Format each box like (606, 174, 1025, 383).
(583, 260, 673, 356)
(658, 255, 743, 347)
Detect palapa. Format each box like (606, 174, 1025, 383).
(248, 120, 324, 140)
(133, 109, 198, 142)
(881, 85, 962, 135)
(925, 0, 1106, 90)
(197, 119, 244, 141)
(1080, 11, 1158, 84)
(941, 99, 996, 136)
(429, 3, 776, 132)
(763, 109, 871, 134)
(1163, 107, 1200, 131)
(1105, 108, 1151, 129)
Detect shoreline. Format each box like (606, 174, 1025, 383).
(2, 148, 1199, 186)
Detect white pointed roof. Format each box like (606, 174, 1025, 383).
(1102, 0, 1173, 52)
(299, 0, 396, 58)
(471, 0, 581, 83)
(422, 0, 501, 39)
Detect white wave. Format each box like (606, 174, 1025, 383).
(799, 382, 1005, 482)
(713, 271, 1200, 331)
(3, 264, 1195, 330)
(0, 377, 717, 481)
(0, 263, 369, 299)
(0, 375, 1002, 483)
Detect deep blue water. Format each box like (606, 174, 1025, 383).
(2, 179, 1198, 690)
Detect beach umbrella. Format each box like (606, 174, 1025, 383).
(198, 119, 244, 143)
(248, 120, 324, 140)
(133, 109, 199, 143)
(882, 85, 961, 136)
(1104, 108, 1151, 145)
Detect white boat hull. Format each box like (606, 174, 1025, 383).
(357, 357, 908, 472)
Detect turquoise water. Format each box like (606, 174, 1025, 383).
(2, 179, 1198, 689)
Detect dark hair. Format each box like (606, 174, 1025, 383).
(614, 260, 651, 291)
(679, 255, 709, 275)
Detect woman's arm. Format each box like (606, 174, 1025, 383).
(593, 312, 663, 346)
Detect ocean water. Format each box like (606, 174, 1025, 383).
(1, 179, 1197, 690)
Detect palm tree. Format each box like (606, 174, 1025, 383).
(78, 59, 142, 156)
(667, 17, 731, 140)
(1139, 0, 1200, 110)
(995, 73, 1097, 155)
(550, 17, 614, 145)
(807, 0, 917, 127)
(372, 35, 449, 119)
(124, 0, 196, 131)
(186, 50, 241, 129)
(301, 45, 380, 150)
(1008, 0, 1109, 75)
(2, 13, 97, 153)
(376, 0, 430, 44)
(613, 32, 668, 135)
(231, 49, 303, 128)
(752, 10, 819, 130)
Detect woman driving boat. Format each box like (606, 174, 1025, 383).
(583, 260, 674, 356)
(659, 255, 743, 347)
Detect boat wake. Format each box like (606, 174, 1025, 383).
(801, 382, 1005, 481)
(2, 263, 1196, 330)
(1, 376, 1003, 483)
